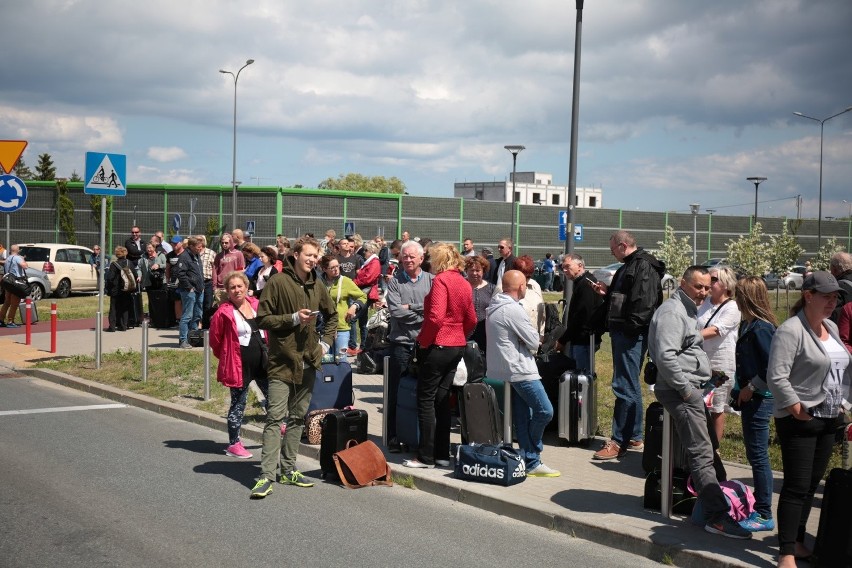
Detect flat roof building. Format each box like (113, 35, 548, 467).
(454, 172, 603, 208)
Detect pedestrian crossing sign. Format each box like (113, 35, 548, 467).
(85, 152, 127, 196)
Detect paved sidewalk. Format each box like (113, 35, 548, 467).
(1, 322, 822, 568)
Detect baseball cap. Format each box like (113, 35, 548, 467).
(802, 271, 841, 293)
(171, 235, 183, 244)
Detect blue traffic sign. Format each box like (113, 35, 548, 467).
(0, 175, 27, 213)
(245, 220, 256, 235)
(574, 223, 584, 242)
(344, 221, 355, 237)
(558, 210, 568, 241)
(85, 152, 127, 196)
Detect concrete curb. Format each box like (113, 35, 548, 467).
(18, 364, 756, 568)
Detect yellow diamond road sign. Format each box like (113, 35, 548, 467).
(0, 140, 28, 174)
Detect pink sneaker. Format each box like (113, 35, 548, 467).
(225, 441, 252, 459)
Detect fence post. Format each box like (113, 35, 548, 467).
(141, 318, 148, 382)
(50, 302, 57, 353)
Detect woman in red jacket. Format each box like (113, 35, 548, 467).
(352, 241, 383, 352)
(209, 271, 269, 459)
(404, 242, 477, 469)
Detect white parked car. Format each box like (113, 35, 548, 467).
(17, 243, 98, 298)
(781, 265, 807, 290)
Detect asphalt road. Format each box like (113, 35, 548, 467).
(0, 372, 662, 568)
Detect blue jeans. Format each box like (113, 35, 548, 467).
(571, 342, 592, 373)
(610, 331, 646, 445)
(335, 329, 350, 356)
(511, 379, 554, 470)
(544, 272, 554, 291)
(177, 289, 202, 343)
(740, 395, 774, 518)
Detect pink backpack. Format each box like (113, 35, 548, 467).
(687, 477, 756, 522)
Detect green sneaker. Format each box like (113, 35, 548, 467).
(280, 470, 314, 487)
(250, 478, 274, 499)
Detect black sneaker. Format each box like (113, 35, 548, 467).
(705, 515, 752, 539)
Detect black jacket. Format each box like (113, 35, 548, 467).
(174, 249, 204, 293)
(606, 248, 665, 336)
(105, 258, 137, 297)
(124, 237, 144, 267)
(559, 271, 603, 345)
(490, 254, 516, 285)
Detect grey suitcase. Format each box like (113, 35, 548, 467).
(557, 336, 597, 445)
(18, 299, 38, 324)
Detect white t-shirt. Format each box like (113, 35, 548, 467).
(697, 297, 740, 375)
(812, 335, 850, 418)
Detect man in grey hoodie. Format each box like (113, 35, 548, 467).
(486, 270, 560, 477)
(649, 266, 751, 539)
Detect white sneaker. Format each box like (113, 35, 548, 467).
(527, 463, 561, 477)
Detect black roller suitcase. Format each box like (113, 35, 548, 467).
(319, 409, 369, 479)
(814, 466, 852, 567)
(147, 289, 175, 329)
(395, 374, 419, 450)
(458, 381, 502, 445)
(307, 356, 354, 416)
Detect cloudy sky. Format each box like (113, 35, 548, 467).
(2, 0, 851, 218)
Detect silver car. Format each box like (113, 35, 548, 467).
(592, 262, 675, 291)
(26, 267, 52, 301)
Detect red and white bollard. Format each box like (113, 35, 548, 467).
(24, 298, 32, 345)
(51, 302, 58, 354)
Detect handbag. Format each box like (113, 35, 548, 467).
(2, 272, 30, 298)
(332, 439, 393, 489)
(454, 443, 527, 486)
(305, 408, 338, 444)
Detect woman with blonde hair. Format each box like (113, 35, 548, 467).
(209, 271, 269, 459)
(768, 272, 852, 567)
(697, 265, 740, 443)
(404, 242, 476, 469)
(733, 276, 777, 533)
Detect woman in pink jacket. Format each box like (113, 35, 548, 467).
(210, 271, 269, 459)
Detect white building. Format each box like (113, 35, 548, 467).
(453, 172, 603, 208)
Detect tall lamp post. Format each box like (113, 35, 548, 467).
(504, 145, 525, 244)
(793, 105, 852, 244)
(220, 58, 255, 232)
(705, 209, 716, 262)
(747, 177, 766, 226)
(690, 203, 700, 264)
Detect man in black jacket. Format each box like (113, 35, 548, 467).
(556, 254, 602, 370)
(174, 236, 205, 349)
(592, 230, 666, 461)
(490, 238, 516, 287)
(124, 226, 145, 327)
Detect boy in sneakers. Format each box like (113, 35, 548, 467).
(251, 237, 337, 498)
(649, 266, 751, 539)
(486, 270, 560, 478)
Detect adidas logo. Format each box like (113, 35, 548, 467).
(512, 461, 526, 478)
(461, 463, 505, 480)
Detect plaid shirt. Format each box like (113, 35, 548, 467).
(199, 247, 216, 281)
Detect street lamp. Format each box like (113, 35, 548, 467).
(793, 105, 852, 244)
(746, 177, 766, 225)
(843, 200, 852, 219)
(220, 58, 255, 232)
(705, 209, 716, 262)
(690, 203, 700, 264)
(504, 145, 525, 243)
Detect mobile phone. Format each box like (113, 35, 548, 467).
(310, 310, 320, 316)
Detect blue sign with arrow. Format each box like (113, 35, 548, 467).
(0, 174, 27, 213)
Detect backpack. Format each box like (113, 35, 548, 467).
(688, 477, 756, 524)
(113, 262, 136, 293)
(539, 300, 566, 355)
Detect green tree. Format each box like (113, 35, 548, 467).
(766, 222, 804, 277)
(651, 226, 692, 281)
(725, 222, 770, 277)
(317, 173, 406, 194)
(35, 153, 56, 181)
(11, 156, 33, 179)
(70, 170, 82, 182)
(811, 237, 846, 271)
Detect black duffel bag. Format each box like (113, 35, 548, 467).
(2, 272, 30, 298)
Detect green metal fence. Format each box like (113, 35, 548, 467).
(11, 181, 851, 268)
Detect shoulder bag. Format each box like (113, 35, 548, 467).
(332, 440, 393, 489)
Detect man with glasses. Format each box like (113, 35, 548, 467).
(490, 238, 516, 288)
(556, 254, 603, 370)
(385, 241, 433, 452)
(124, 226, 145, 327)
(592, 230, 665, 461)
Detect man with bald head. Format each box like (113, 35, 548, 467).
(231, 228, 246, 251)
(485, 270, 560, 477)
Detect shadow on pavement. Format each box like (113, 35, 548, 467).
(163, 438, 223, 454)
(193, 459, 261, 489)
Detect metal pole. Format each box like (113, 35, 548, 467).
(96, 196, 106, 369)
(503, 382, 512, 444)
(511, 153, 518, 243)
(817, 121, 824, 244)
(382, 355, 390, 447)
(220, 59, 254, 233)
(5, 214, 9, 256)
(693, 211, 698, 264)
(203, 329, 211, 401)
(661, 408, 674, 518)
(562, 0, 584, 320)
(141, 318, 149, 382)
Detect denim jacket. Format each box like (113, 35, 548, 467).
(735, 319, 775, 397)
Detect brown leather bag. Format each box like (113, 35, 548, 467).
(332, 440, 393, 489)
